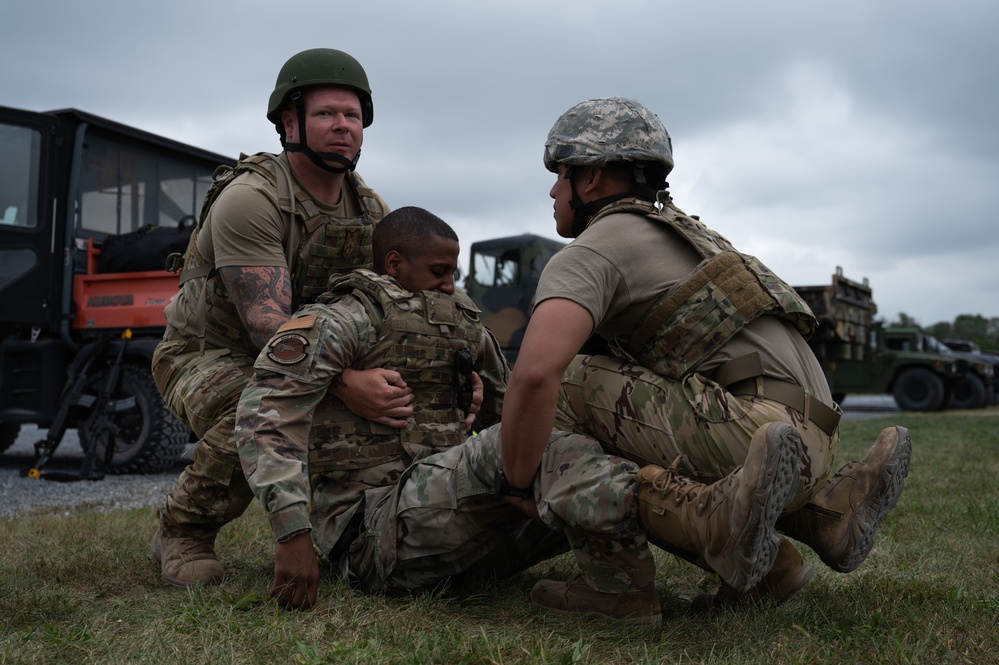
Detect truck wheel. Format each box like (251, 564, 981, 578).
(950, 373, 988, 409)
(0, 423, 20, 455)
(79, 364, 189, 474)
(893, 367, 946, 411)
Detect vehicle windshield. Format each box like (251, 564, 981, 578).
(0, 122, 41, 229)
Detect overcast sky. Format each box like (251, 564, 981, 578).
(3, 0, 996, 326)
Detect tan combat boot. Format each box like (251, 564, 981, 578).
(637, 422, 802, 594)
(151, 529, 225, 587)
(530, 577, 662, 626)
(690, 537, 815, 612)
(776, 426, 911, 573)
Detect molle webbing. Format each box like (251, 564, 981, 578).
(591, 201, 816, 379)
(173, 153, 384, 353)
(308, 271, 482, 474)
(627, 252, 777, 379)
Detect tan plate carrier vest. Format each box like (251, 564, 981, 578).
(169, 152, 386, 351)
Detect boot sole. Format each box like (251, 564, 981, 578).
(728, 423, 802, 593)
(831, 426, 912, 572)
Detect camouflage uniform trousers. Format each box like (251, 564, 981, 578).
(151, 339, 257, 539)
(333, 424, 656, 595)
(556, 354, 838, 512)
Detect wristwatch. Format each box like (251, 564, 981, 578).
(495, 469, 533, 500)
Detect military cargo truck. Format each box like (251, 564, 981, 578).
(0, 105, 233, 475)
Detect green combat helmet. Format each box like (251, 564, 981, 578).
(267, 48, 373, 173)
(544, 97, 674, 236)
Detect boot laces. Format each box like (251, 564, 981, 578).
(650, 466, 701, 507)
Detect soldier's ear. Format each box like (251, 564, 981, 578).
(384, 249, 403, 277)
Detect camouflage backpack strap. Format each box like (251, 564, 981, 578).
(244, 153, 305, 275)
(320, 269, 398, 313)
(169, 156, 246, 282)
(171, 152, 301, 283)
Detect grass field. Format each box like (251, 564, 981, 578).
(2, 409, 997, 664)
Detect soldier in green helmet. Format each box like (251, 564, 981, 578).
(495, 97, 912, 618)
(150, 49, 425, 588)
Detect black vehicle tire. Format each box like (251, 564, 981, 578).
(893, 367, 946, 411)
(949, 372, 988, 409)
(78, 363, 188, 474)
(0, 423, 20, 455)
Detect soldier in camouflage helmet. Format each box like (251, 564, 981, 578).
(150, 49, 430, 589)
(497, 97, 912, 617)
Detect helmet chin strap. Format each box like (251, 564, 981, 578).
(565, 166, 629, 238)
(281, 92, 360, 174)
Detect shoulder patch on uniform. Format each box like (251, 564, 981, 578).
(277, 315, 317, 333)
(266, 333, 310, 365)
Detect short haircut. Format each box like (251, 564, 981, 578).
(372, 206, 458, 271)
(601, 161, 669, 194)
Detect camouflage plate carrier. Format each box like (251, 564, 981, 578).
(170, 152, 386, 351)
(595, 196, 817, 380)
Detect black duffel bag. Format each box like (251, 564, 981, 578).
(98, 217, 195, 274)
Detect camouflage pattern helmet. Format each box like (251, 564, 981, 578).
(267, 48, 374, 128)
(543, 97, 673, 176)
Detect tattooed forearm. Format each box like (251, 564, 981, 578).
(220, 265, 294, 349)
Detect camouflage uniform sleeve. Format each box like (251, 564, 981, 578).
(235, 299, 375, 542)
(474, 327, 510, 428)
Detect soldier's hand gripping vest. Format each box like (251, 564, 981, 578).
(307, 270, 485, 474)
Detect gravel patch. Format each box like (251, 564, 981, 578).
(0, 425, 187, 518)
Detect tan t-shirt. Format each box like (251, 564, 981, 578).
(199, 170, 364, 269)
(534, 206, 831, 399)
(163, 158, 388, 356)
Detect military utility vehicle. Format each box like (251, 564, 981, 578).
(0, 106, 232, 475)
(794, 270, 967, 411)
(884, 327, 995, 409)
(942, 338, 999, 405)
(464, 234, 566, 364)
